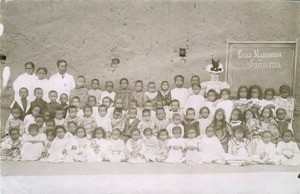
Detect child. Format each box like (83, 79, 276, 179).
(216, 88, 234, 121)
(43, 109, 51, 123)
(198, 107, 212, 137)
(31, 87, 47, 112)
(69, 75, 89, 108)
(145, 82, 158, 103)
(211, 108, 233, 152)
(45, 120, 56, 132)
(200, 126, 225, 164)
(166, 113, 184, 138)
(252, 131, 280, 164)
(275, 85, 294, 123)
(248, 85, 263, 118)
(24, 105, 41, 133)
(229, 108, 243, 127)
(275, 108, 290, 136)
(154, 108, 170, 132)
(143, 128, 160, 162)
(156, 81, 172, 107)
(185, 83, 205, 119)
(66, 121, 77, 138)
(204, 89, 218, 120)
(188, 75, 200, 95)
(100, 81, 116, 104)
(107, 128, 126, 162)
(164, 126, 185, 163)
(1, 128, 22, 161)
(126, 129, 146, 163)
(259, 107, 280, 142)
(21, 124, 45, 161)
(88, 79, 102, 104)
(260, 88, 276, 112)
(111, 107, 126, 131)
(35, 114, 46, 134)
(115, 78, 132, 110)
(72, 126, 88, 162)
(79, 105, 97, 139)
(137, 109, 155, 133)
(64, 105, 80, 129)
(234, 86, 251, 113)
(43, 125, 74, 163)
(170, 75, 189, 109)
(4, 108, 25, 137)
(131, 80, 146, 108)
(10, 87, 31, 120)
(46, 90, 62, 119)
(129, 99, 143, 120)
(182, 108, 200, 138)
(123, 107, 140, 142)
(96, 105, 112, 137)
(166, 99, 184, 121)
(41, 129, 55, 160)
(143, 101, 157, 120)
(87, 95, 99, 118)
(54, 107, 65, 126)
(184, 128, 203, 165)
(276, 130, 300, 166)
(59, 93, 69, 116)
(70, 96, 84, 119)
(157, 129, 169, 162)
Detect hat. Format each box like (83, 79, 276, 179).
(206, 58, 224, 73)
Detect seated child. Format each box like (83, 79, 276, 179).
(204, 89, 218, 120)
(275, 108, 290, 136)
(66, 121, 77, 139)
(79, 105, 97, 139)
(69, 75, 89, 108)
(107, 98, 123, 118)
(166, 99, 184, 121)
(96, 105, 112, 138)
(131, 80, 146, 108)
(182, 108, 200, 138)
(72, 126, 88, 162)
(41, 129, 55, 159)
(166, 113, 184, 138)
(184, 128, 203, 165)
(143, 101, 156, 120)
(24, 105, 41, 133)
(260, 88, 276, 113)
(276, 130, 300, 166)
(164, 126, 185, 163)
(107, 128, 126, 163)
(35, 114, 46, 134)
(198, 107, 212, 137)
(259, 107, 280, 142)
(111, 108, 125, 131)
(123, 107, 140, 142)
(69, 96, 84, 119)
(31, 87, 47, 111)
(64, 105, 80, 129)
(46, 90, 62, 119)
(45, 120, 56, 132)
(4, 108, 25, 138)
(86, 127, 108, 162)
(1, 128, 22, 161)
(156, 81, 171, 107)
(144, 82, 158, 103)
(88, 79, 102, 104)
(87, 95, 99, 118)
(234, 85, 251, 113)
(54, 107, 65, 126)
(128, 99, 143, 120)
(188, 75, 200, 95)
(137, 109, 155, 133)
(10, 87, 31, 120)
(229, 108, 243, 127)
(216, 88, 234, 121)
(248, 85, 263, 118)
(125, 129, 146, 163)
(21, 124, 45, 161)
(42, 109, 51, 123)
(157, 129, 169, 162)
(142, 128, 159, 162)
(59, 93, 69, 116)
(100, 81, 116, 104)
(185, 83, 205, 119)
(154, 108, 170, 132)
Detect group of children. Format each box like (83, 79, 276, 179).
(1, 74, 299, 166)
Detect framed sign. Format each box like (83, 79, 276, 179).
(225, 41, 298, 97)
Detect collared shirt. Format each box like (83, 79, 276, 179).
(49, 72, 75, 97)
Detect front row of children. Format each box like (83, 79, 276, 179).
(1, 120, 299, 166)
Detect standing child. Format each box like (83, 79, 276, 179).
(88, 79, 102, 104)
(123, 107, 140, 142)
(111, 108, 126, 131)
(275, 85, 294, 123)
(171, 75, 189, 109)
(131, 80, 146, 108)
(21, 124, 45, 161)
(126, 129, 146, 163)
(86, 127, 108, 162)
(204, 89, 218, 120)
(41, 129, 55, 160)
(234, 86, 251, 113)
(4, 108, 25, 138)
(166, 113, 184, 138)
(31, 88, 47, 112)
(143, 128, 160, 162)
(59, 93, 69, 117)
(157, 129, 169, 162)
(259, 107, 280, 142)
(137, 109, 155, 133)
(154, 108, 170, 132)
(275, 108, 290, 136)
(145, 82, 158, 103)
(182, 108, 200, 138)
(96, 105, 112, 138)
(10, 87, 31, 120)
(248, 85, 263, 118)
(229, 108, 243, 127)
(164, 126, 185, 163)
(66, 121, 77, 139)
(79, 105, 97, 139)
(115, 78, 132, 110)
(100, 81, 116, 104)
(69, 75, 89, 108)
(54, 107, 65, 126)
(260, 88, 276, 112)
(184, 128, 203, 165)
(216, 88, 234, 121)
(46, 90, 62, 119)
(87, 95, 99, 118)
(24, 105, 41, 133)
(157, 81, 172, 107)
(198, 107, 212, 137)
(1, 128, 22, 161)
(185, 83, 205, 119)
(107, 128, 126, 162)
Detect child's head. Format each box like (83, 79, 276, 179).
(220, 88, 230, 100)
(155, 101, 164, 109)
(214, 108, 226, 122)
(237, 86, 249, 99)
(192, 83, 201, 95)
(262, 131, 272, 144)
(156, 108, 165, 120)
(83, 105, 93, 117)
(43, 109, 51, 121)
(233, 126, 245, 140)
(76, 75, 86, 88)
(19, 87, 28, 99)
(119, 78, 129, 90)
(88, 95, 97, 107)
(102, 97, 113, 108)
(172, 113, 182, 125)
(134, 80, 143, 92)
(205, 126, 215, 138)
(276, 108, 286, 120)
(161, 81, 169, 91)
(55, 107, 65, 119)
(170, 100, 180, 111)
(68, 105, 78, 118)
(230, 108, 242, 121)
(68, 121, 77, 135)
(244, 109, 256, 121)
(114, 98, 123, 109)
(199, 107, 210, 119)
(55, 125, 67, 139)
(264, 88, 275, 100)
(34, 87, 43, 99)
(105, 81, 114, 92)
(11, 108, 21, 119)
(206, 89, 218, 102)
(249, 85, 262, 99)
(9, 128, 20, 140)
(46, 120, 55, 131)
(190, 75, 200, 85)
(172, 126, 182, 138)
(147, 82, 156, 93)
(36, 67, 47, 80)
(144, 101, 154, 111)
(91, 79, 100, 90)
(48, 90, 58, 102)
(282, 129, 293, 143)
(71, 96, 80, 108)
(76, 126, 86, 138)
(279, 85, 291, 99)
(261, 107, 273, 119)
(185, 108, 195, 120)
(35, 114, 44, 128)
(187, 128, 197, 139)
(45, 129, 55, 142)
(93, 127, 106, 139)
(158, 129, 169, 140)
(129, 107, 137, 119)
(174, 75, 184, 88)
(131, 129, 141, 141)
(28, 123, 39, 137)
(98, 104, 108, 117)
(143, 128, 153, 139)
(31, 105, 41, 117)
(111, 128, 122, 140)
(142, 109, 151, 122)
(129, 99, 138, 108)
(59, 93, 68, 105)
(113, 107, 123, 119)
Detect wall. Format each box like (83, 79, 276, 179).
(0, 0, 299, 137)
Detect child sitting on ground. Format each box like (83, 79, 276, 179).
(126, 129, 146, 163)
(164, 126, 185, 163)
(86, 127, 108, 162)
(1, 128, 22, 161)
(143, 128, 159, 162)
(198, 107, 212, 137)
(107, 129, 126, 163)
(157, 129, 169, 162)
(184, 128, 203, 165)
(4, 108, 25, 138)
(79, 105, 97, 139)
(166, 113, 184, 138)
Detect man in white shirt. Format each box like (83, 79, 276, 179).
(171, 75, 190, 109)
(49, 60, 75, 98)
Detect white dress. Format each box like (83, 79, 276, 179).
(200, 135, 225, 163)
(86, 138, 108, 162)
(224, 138, 251, 166)
(185, 94, 205, 119)
(165, 138, 185, 163)
(198, 118, 212, 137)
(21, 133, 45, 161)
(126, 138, 146, 163)
(170, 88, 190, 108)
(71, 137, 89, 162)
(95, 115, 112, 134)
(216, 100, 234, 121)
(107, 139, 126, 162)
(251, 140, 280, 164)
(143, 136, 160, 162)
(184, 138, 203, 164)
(276, 141, 300, 166)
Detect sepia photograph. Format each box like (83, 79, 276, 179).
(0, 0, 299, 193)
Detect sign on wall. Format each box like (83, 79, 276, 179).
(225, 41, 298, 97)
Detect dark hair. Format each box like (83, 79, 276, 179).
(68, 105, 77, 112)
(46, 119, 56, 126)
(76, 126, 86, 137)
(130, 99, 138, 106)
(260, 107, 273, 119)
(171, 99, 180, 105)
(45, 129, 55, 137)
(25, 62, 35, 69)
(186, 108, 195, 115)
(233, 126, 245, 138)
(98, 104, 108, 111)
(91, 79, 99, 84)
(105, 81, 114, 88)
(68, 121, 77, 126)
(243, 109, 256, 120)
(55, 107, 64, 113)
(191, 83, 201, 89)
(135, 80, 143, 85)
(113, 107, 123, 114)
(206, 89, 219, 100)
(88, 95, 96, 101)
(77, 75, 86, 81)
(220, 88, 231, 96)
(93, 127, 106, 139)
(276, 108, 286, 115)
(148, 81, 156, 86)
(11, 107, 21, 114)
(172, 113, 181, 120)
(34, 87, 43, 93)
(249, 85, 263, 100)
(72, 96, 80, 102)
(55, 125, 67, 133)
(129, 107, 137, 113)
(57, 59, 67, 67)
(49, 90, 58, 96)
(36, 67, 48, 74)
(199, 106, 210, 115)
(28, 123, 39, 132)
(212, 108, 227, 128)
(279, 85, 291, 94)
(282, 129, 293, 137)
(119, 78, 129, 85)
(237, 85, 249, 99)
(31, 105, 41, 112)
(156, 107, 165, 114)
(19, 87, 29, 93)
(9, 128, 20, 136)
(264, 88, 275, 98)
(102, 96, 113, 104)
(60, 93, 68, 98)
(142, 109, 151, 116)
(35, 114, 44, 120)
(83, 105, 92, 113)
(143, 128, 153, 135)
(131, 128, 140, 135)
(174, 75, 184, 82)
(112, 128, 122, 136)
(230, 108, 243, 121)
(161, 81, 169, 87)
(172, 126, 182, 134)
(158, 129, 169, 137)
(191, 75, 200, 81)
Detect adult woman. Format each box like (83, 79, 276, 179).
(35, 67, 52, 102)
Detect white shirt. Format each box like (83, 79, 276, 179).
(49, 72, 75, 97)
(171, 87, 190, 108)
(13, 73, 38, 101)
